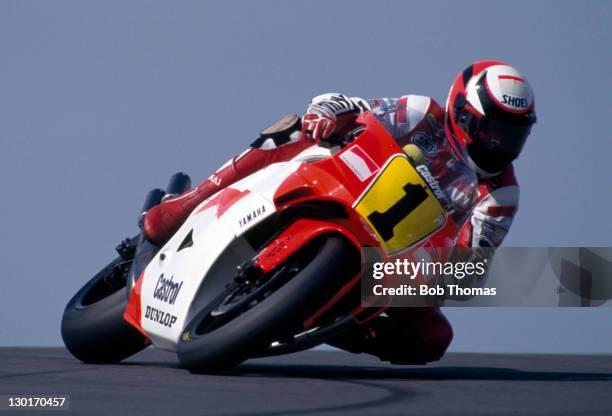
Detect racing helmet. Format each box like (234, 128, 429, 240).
(445, 60, 537, 176)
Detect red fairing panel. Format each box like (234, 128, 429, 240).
(123, 271, 149, 338)
(254, 218, 362, 274)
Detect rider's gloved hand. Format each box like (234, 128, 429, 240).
(302, 109, 336, 141)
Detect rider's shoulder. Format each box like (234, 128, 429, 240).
(396, 95, 445, 123)
(478, 164, 520, 206)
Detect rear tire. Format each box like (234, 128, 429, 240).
(177, 235, 359, 373)
(61, 257, 149, 363)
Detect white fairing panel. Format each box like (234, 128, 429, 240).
(139, 161, 302, 351)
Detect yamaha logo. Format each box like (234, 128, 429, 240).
(238, 205, 267, 228)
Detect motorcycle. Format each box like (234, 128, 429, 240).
(61, 109, 476, 373)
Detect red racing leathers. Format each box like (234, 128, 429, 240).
(142, 93, 519, 364)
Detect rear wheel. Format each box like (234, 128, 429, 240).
(61, 256, 149, 363)
(177, 235, 359, 373)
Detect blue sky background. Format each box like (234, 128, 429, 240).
(1, 0, 610, 352)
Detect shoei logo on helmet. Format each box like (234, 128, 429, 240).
(501, 94, 528, 109)
(484, 65, 533, 113)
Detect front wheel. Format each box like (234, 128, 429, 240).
(177, 235, 360, 373)
(61, 256, 149, 363)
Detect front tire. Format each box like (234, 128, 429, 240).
(178, 235, 359, 373)
(61, 257, 149, 363)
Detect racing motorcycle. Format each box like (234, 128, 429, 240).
(61, 109, 476, 373)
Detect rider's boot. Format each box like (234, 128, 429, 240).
(328, 308, 454, 365)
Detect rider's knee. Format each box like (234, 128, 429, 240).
(420, 319, 454, 361)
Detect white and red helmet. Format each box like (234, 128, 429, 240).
(445, 60, 537, 175)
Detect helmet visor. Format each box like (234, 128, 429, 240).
(464, 114, 533, 174)
(467, 144, 518, 174)
(469, 116, 532, 155)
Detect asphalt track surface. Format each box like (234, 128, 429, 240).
(0, 348, 611, 415)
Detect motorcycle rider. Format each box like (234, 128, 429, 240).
(143, 60, 536, 364)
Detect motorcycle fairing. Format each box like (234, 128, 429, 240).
(125, 112, 466, 351)
(129, 161, 302, 350)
